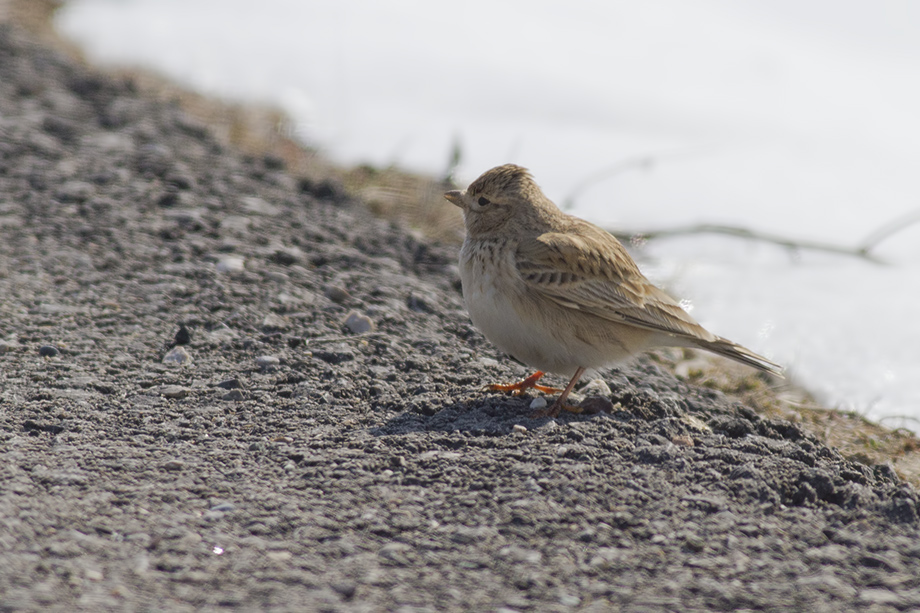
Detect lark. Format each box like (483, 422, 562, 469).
(445, 164, 782, 417)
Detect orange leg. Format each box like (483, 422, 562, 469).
(536, 366, 587, 418)
(488, 371, 563, 395)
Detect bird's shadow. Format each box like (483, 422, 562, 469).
(368, 364, 661, 438)
(369, 391, 610, 438)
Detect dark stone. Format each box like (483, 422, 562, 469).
(174, 324, 192, 346)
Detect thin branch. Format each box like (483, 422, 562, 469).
(562, 147, 713, 210)
(565, 153, 918, 263)
(857, 207, 920, 254)
(609, 223, 886, 264)
(563, 156, 656, 209)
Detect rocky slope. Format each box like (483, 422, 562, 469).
(2, 24, 920, 612)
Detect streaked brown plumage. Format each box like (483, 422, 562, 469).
(445, 163, 782, 416)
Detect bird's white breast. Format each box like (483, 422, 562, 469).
(458, 237, 652, 376)
(459, 238, 570, 374)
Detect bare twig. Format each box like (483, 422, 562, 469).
(562, 147, 713, 210)
(609, 223, 886, 263)
(566, 152, 918, 263)
(562, 156, 657, 210)
(857, 207, 920, 255)
(610, 204, 920, 264)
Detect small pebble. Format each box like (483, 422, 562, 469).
(39, 345, 59, 357)
(265, 272, 290, 285)
(681, 414, 712, 433)
(209, 502, 236, 512)
(378, 542, 412, 562)
(672, 434, 695, 447)
(207, 325, 237, 343)
(579, 378, 612, 396)
(163, 346, 192, 365)
(216, 255, 245, 273)
(271, 248, 301, 266)
(267, 550, 293, 562)
(261, 313, 288, 330)
(331, 581, 357, 600)
(529, 397, 547, 410)
(406, 291, 438, 313)
(324, 285, 351, 304)
(512, 424, 528, 434)
(159, 385, 190, 399)
(558, 594, 581, 607)
(174, 325, 192, 346)
(343, 310, 375, 334)
(255, 355, 280, 372)
(55, 180, 95, 203)
(0, 340, 20, 353)
(162, 460, 185, 471)
(163, 208, 203, 226)
(579, 396, 614, 414)
(242, 195, 279, 215)
(216, 378, 242, 390)
(219, 215, 251, 233)
(221, 389, 245, 402)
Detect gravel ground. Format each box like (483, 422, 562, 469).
(2, 24, 920, 612)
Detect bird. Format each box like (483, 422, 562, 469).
(444, 163, 783, 417)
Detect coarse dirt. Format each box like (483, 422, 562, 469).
(3, 23, 920, 613)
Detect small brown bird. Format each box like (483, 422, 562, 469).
(445, 164, 782, 417)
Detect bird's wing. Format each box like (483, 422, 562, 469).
(514, 223, 716, 342)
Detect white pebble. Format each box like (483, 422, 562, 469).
(159, 385, 190, 399)
(216, 255, 245, 273)
(529, 397, 547, 410)
(579, 378, 612, 396)
(256, 355, 280, 372)
(162, 346, 191, 365)
(343, 310, 375, 334)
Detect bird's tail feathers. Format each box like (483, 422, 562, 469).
(696, 336, 784, 378)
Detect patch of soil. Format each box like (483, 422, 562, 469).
(2, 23, 920, 612)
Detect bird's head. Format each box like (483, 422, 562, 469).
(444, 164, 558, 237)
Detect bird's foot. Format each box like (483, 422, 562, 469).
(531, 399, 583, 419)
(487, 371, 563, 396)
(528, 366, 588, 418)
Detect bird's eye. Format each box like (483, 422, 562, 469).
(477, 197, 491, 207)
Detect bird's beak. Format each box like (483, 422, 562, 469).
(443, 190, 463, 208)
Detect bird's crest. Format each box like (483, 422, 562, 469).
(467, 164, 541, 201)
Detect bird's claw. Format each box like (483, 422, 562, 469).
(486, 371, 563, 396)
(531, 401, 583, 419)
